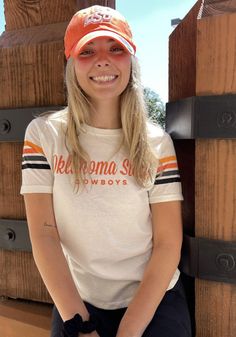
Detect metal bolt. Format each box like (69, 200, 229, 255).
(217, 111, 236, 128)
(0, 119, 11, 135)
(4, 229, 16, 242)
(216, 253, 235, 272)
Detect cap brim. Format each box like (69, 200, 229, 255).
(71, 30, 135, 58)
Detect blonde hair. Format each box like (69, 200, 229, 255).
(65, 56, 159, 190)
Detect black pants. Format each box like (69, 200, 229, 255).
(51, 278, 192, 337)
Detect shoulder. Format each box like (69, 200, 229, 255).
(146, 120, 172, 146)
(25, 108, 68, 138)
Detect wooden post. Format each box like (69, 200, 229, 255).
(169, 1, 236, 336)
(195, 3, 236, 336)
(0, 1, 115, 335)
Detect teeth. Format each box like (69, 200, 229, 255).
(91, 75, 116, 82)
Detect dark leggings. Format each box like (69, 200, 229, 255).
(51, 277, 192, 337)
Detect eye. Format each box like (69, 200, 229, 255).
(79, 49, 95, 57)
(110, 45, 125, 54)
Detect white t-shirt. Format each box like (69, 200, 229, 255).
(20, 110, 183, 309)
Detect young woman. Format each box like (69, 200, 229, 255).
(21, 5, 192, 337)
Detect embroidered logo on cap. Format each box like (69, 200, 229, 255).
(84, 10, 112, 27)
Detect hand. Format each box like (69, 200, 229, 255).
(79, 331, 100, 337)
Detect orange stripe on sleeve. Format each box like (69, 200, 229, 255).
(157, 163, 178, 172)
(23, 140, 45, 155)
(159, 156, 176, 164)
(23, 148, 37, 154)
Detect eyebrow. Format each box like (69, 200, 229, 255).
(87, 38, 116, 46)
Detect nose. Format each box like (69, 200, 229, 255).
(95, 51, 110, 68)
(96, 61, 110, 68)
(96, 59, 110, 68)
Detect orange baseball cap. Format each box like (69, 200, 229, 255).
(64, 5, 136, 59)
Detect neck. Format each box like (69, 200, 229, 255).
(88, 97, 121, 129)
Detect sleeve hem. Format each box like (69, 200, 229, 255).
(20, 185, 53, 194)
(149, 195, 184, 204)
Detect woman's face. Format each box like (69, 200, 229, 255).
(73, 37, 132, 104)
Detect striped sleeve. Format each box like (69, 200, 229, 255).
(148, 132, 183, 204)
(22, 140, 51, 171)
(155, 155, 181, 185)
(20, 119, 54, 194)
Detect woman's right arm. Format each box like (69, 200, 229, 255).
(23, 193, 90, 323)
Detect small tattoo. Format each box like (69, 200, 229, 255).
(43, 222, 57, 228)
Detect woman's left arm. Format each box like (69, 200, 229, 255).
(116, 200, 183, 337)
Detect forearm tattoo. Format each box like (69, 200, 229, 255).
(43, 222, 57, 228)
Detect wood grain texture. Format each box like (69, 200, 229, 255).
(196, 12, 236, 95)
(4, 0, 77, 31)
(3, 0, 116, 31)
(76, 0, 115, 10)
(195, 139, 236, 242)
(194, 10, 236, 335)
(169, 3, 236, 336)
(195, 139, 236, 337)
(0, 298, 52, 337)
(0, 1, 67, 304)
(199, 0, 236, 18)
(0, 143, 52, 302)
(0, 41, 65, 108)
(0, 22, 67, 47)
(195, 140, 236, 240)
(0, 143, 25, 219)
(195, 279, 236, 337)
(0, 249, 52, 302)
(169, 0, 201, 102)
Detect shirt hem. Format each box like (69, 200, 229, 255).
(149, 195, 184, 204)
(78, 269, 181, 309)
(81, 294, 134, 310)
(20, 186, 53, 194)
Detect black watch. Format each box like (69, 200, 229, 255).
(63, 313, 98, 337)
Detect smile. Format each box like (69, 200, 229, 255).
(90, 75, 118, 83)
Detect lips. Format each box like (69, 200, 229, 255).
(90, 75, 118, 83)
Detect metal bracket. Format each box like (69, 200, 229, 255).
(0, 219, 32, 252)
(180, 234, 236, 284)
(0, 106, 64, 142)
(166, 94, 236, 139)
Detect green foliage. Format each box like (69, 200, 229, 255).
(143, 87, 166, 128)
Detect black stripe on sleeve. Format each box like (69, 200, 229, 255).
(22, 163, 51, 170)
(22, 155, 48, 162)
(154, 177, 181, 185)
(156, 170, 180, 178)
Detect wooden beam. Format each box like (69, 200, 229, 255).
(195, 139, 236, 337)
(169, 2, 236, 337)
(3, 0, 115, 31)
(196, 12, 236, 95)
(169, 1, 201, 102)
(3, 0, 77, 31)
(198, 0, 236, 18)
(195, 13, 236, 336)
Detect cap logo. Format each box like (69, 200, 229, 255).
(84, 11, 112, 27)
